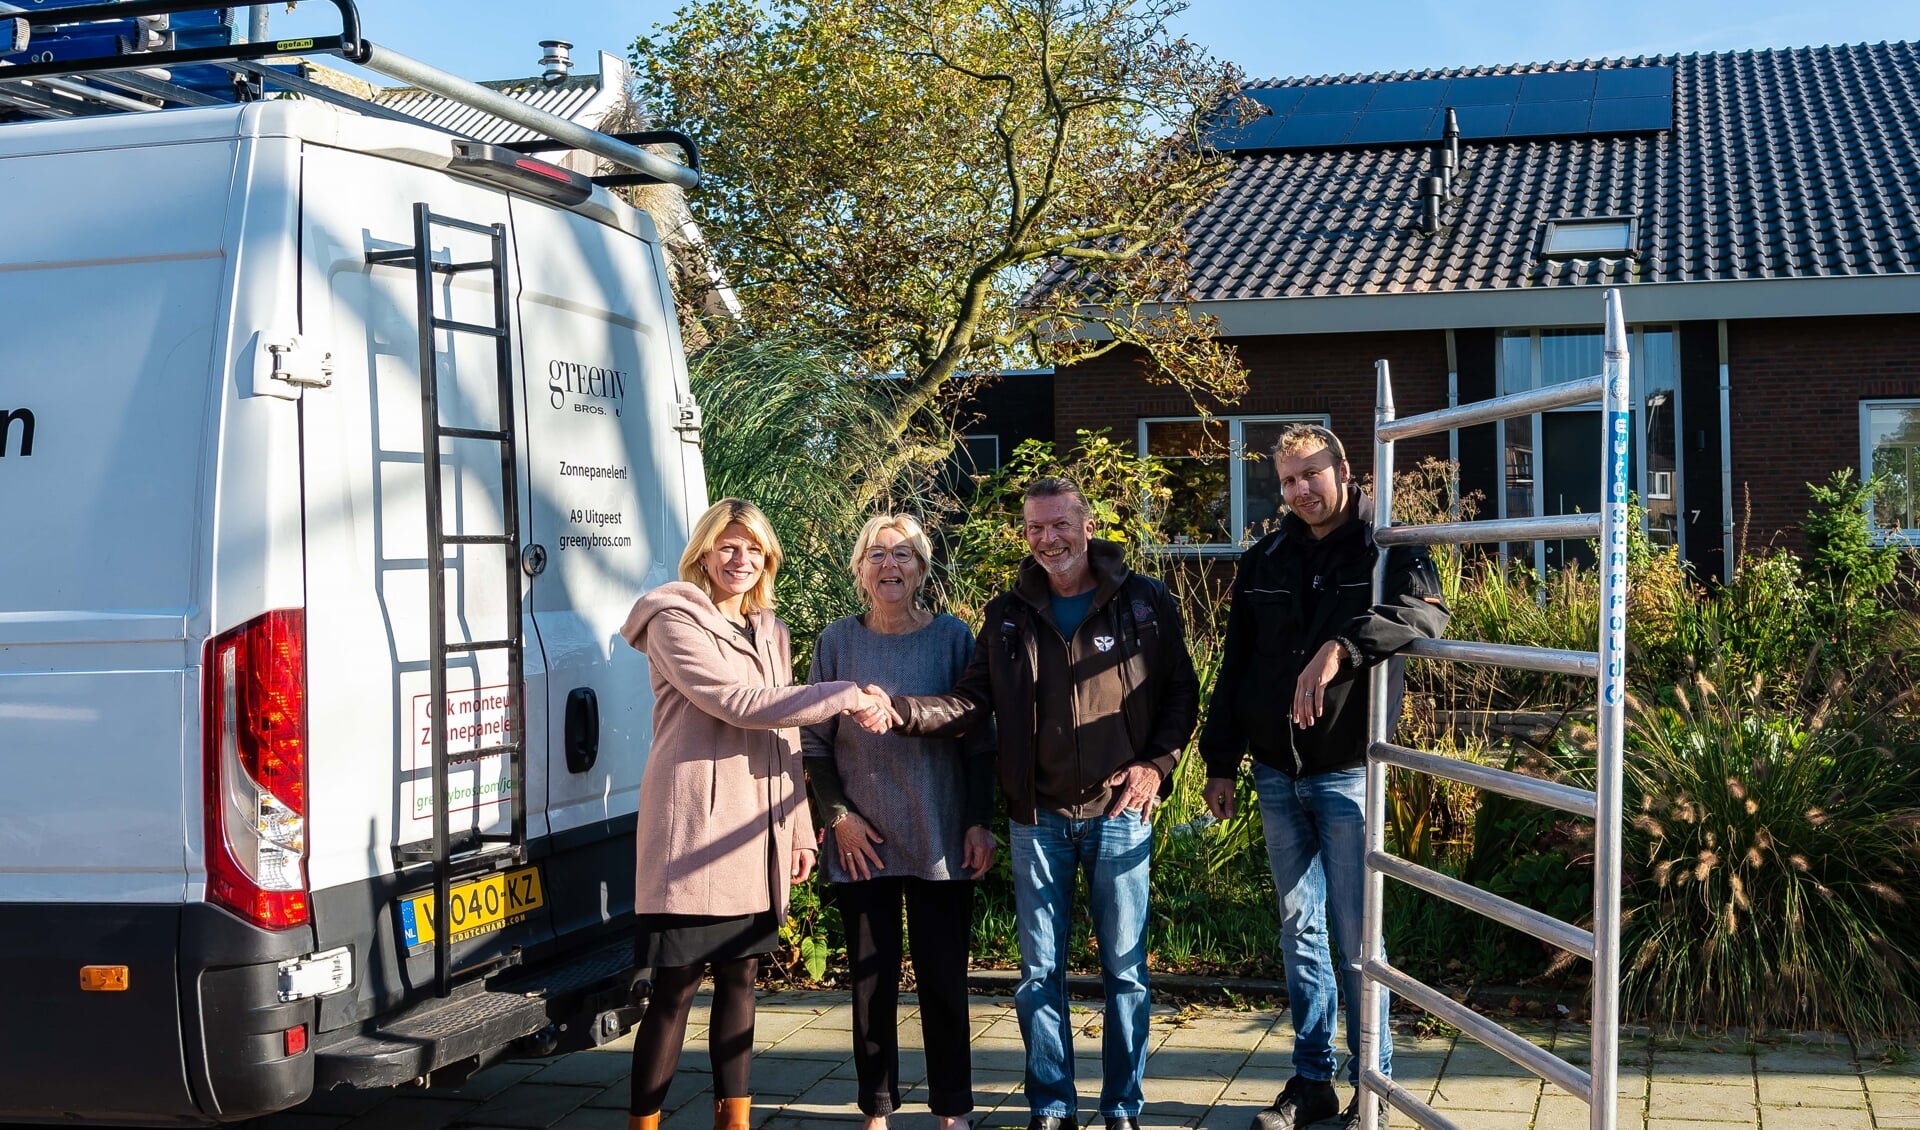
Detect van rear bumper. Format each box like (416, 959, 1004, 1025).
(0, 902, 314, 1126)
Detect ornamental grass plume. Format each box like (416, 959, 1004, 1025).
(1622, 675, 1920, 1037)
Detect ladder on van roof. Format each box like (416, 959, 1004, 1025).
(0, 0, 699, 190)
(1353, 289, 1631, 1130)
(370, 206, 529, 1000)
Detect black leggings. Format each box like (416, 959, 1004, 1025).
(628, 956, 759, 1115)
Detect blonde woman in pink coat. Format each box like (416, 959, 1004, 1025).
(619, 499, 894, 1130)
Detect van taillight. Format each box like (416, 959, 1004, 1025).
(203, 610, 309, 930)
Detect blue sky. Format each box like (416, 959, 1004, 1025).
(275, 0, 1920, 84)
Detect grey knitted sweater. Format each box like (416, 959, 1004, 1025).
(801, 613, 994, 884)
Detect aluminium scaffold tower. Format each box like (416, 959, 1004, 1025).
(1354, 288, 1631, 1130)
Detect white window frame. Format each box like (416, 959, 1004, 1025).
(1859, 399, 1920, 545)
(1138, 412, 1330, 554)
(956, 433, 1001, 474)
(1494, 325, 1683, 573)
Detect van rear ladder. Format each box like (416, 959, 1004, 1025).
(369, 204, 528, 999)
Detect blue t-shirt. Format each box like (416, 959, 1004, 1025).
(1050, 589, 1096, 641)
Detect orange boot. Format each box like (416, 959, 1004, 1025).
(714, 1096, 753, 1130)
(629, 1114, 661, 1130)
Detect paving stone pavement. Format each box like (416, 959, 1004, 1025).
(258, 992, 1920, 1130)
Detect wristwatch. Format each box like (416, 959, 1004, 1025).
(1334, 636, 1364, 669)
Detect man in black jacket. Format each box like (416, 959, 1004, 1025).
(1200, 425, 1449, 1130)
(887, 477, 1200, 1130)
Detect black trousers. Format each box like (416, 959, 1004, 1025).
(836, 876, 976, 1117)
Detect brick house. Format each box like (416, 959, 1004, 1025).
(984, 40, 1920, 581)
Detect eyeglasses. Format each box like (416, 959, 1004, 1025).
(863, 547, 920, 566)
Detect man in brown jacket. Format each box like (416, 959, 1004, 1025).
(885, 478, 1200, 1130)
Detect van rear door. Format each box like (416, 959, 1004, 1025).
(512, 199, 688, 936)
(297, 144, 554, 1015)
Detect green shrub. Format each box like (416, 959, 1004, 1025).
(1804, 469, 1903, 669)
(1671, 549, 1815, 702)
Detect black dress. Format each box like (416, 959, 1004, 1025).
(633, 617, 782, 970)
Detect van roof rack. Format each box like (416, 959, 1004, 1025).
(0, 0, 699, 190)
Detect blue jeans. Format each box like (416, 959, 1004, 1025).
(1010, 809, 1154, 1119)
(1254, 762, 1392, 1086)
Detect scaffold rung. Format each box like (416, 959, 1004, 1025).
(1364, 960, 1594, 1103)
(1372, 741, 1598, 818)
(1370, 851, 1595, 957)
(1375, 512, 1602, 547)
(1403, 637, 1598, 676)
(1378, 373, 1604, 441)
(1358, 1068, 1465, 1130)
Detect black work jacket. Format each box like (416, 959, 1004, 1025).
(1198, 487, 1450, 780)
(893, 540, 1201, 824)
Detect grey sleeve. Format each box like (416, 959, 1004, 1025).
(799, 622, 843, 761)
(800, 622, 853, 827)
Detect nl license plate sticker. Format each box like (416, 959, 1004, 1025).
(399, 866, 544, 950)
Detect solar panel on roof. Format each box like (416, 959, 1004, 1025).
(1448, 103, 1517, 138)
(1518, 71, 1596, 102)
(1593, 67, 1673, 99)
(1296, 84, 1377, 113)
(1349, 107, 1439, 143)
(1245, 87, 1306, 116)
(1273, 112, 1359, 146)
(1205, 64, 1674, 153)
(1445, 75, 1525, 106)
(1367, 79, 1450, 110)
(1508, 99, 1594, 136)
(1587, 95, 1673, 132)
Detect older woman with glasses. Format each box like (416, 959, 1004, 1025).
(803, 514, 995, 1130)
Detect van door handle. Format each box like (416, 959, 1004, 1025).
(565, 687, 599, 774)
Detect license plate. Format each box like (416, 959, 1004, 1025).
(399, 866, 544, 949)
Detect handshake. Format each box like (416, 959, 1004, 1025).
(844, 685, 900, 734)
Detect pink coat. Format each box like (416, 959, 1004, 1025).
(620, 582, 862, 919)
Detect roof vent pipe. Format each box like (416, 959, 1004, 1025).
(1443, 107, 1460, 179)
(1437, 144, 1456, 198)
(538, 40, 574, 86)
(1421, 175, 1444, 234)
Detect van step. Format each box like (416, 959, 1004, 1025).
(312, 936, 636, 1090)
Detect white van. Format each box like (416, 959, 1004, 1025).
(0, 53, 706, 1124)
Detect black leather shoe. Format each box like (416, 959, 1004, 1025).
(1105, 1118, 1140, 1130)
(1027, 1117, 1075, 1130)
(1250, 1076, 1339, 1130)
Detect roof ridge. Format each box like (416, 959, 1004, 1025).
(1244, 39, 1917, 90)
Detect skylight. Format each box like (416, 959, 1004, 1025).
(1543, 217, 1636, 256)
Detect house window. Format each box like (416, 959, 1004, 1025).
(1542, 216, 1637, 256)
(957, 434, 1001, 473)
(1140, 414, 1329, 549)
(1495, 325, 1681, 571)
(940, 433, 1001, 497)
(1862, 402, 1920, 541)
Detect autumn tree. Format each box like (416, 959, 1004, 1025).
(631, 0, 1250, 471)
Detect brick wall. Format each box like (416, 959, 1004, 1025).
(1052, 331, 1453, 478)
(1729, 314, 1920, 551)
